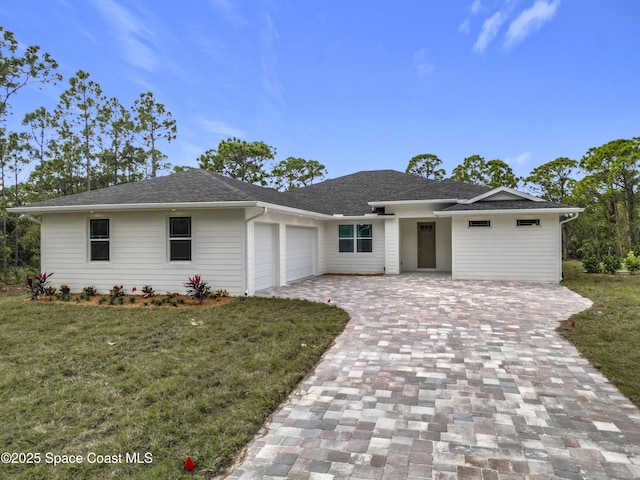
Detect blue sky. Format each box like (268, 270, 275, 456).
(1, 0, 639, 184)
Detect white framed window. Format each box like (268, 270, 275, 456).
(516, 219, 541, 227)
(468, 220, 491, 228)
(89, 218, 110, 261)
(338, 224, 373, 253)
(169, 217, 191, 261)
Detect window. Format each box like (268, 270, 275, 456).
(357, 224, 373, 252)
(169, 217, 191, 261)
(516, 219, 541, 227)
(468, 220, 491, 228)
(338, 225, 354, 252)
(338, 224, 372, 253)
(89, 219, 110, 261)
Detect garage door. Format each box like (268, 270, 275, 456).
(254, 223, 275, 291)
(286, 226, 315, 283)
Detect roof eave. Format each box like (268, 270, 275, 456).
(434, 207, 584, 216)
(8, 201, 261, 214)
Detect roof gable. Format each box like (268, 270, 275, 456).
(462, 186, 544, 204)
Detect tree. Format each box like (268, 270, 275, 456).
(406, 153, 445, 180)
(525, 157, 578, 203)
(451, 154, 519, 188)
(0, 27, 61, 124)
(270, 157, 327, 190)
(97, 97, 137, 187)
(22, 107, 54, 180)
(580, 138, 640, 250)
(198, 137, 276, 185)
(56, 70, 105, 191)
(133, 92, 176, 178)
(525, 157, 579, 260)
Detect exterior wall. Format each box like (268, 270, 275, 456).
(451, 213, 561, 282)
(41, 209, 246, 295)
(399, 217, 452, 272)
(325, 220, 386, 274)
(384, 217, 400, 274)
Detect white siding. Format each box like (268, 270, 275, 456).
(384, 217, 400, 274)
(451, 213, 561, 282)
(41, 210, 246, 295)
(325, 220, 385, 274)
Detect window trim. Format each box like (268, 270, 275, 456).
(516, 219, 541, 227)
(169, 216, 192, 261)
(338, 223, 373, 253)
(468, 220, 491, 228)
(89, 218, 110, 262)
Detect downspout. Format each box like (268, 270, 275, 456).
(244, 207, 268, 296)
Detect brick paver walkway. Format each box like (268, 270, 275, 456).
(227, 274, 640, 479)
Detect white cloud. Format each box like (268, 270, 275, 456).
(504, 0, 560, 50)
(201, 119, 244, 138)
(459, 0, 483, 34)
(260, 13, 285, 110)
(414, 48, 435, 77)
(91, 0, 160, 71)
(473, 10, 507, 53)
(209, 0, 247, 27)
(507, 151, 533, 166)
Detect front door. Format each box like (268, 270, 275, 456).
(418, 222, 436, 268)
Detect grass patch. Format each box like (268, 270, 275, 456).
(560, 261, 640, 407)
(0, 296, 349, 479)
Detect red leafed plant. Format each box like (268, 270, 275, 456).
(184, 275, 211, 303)
(26, 272, 54, 300)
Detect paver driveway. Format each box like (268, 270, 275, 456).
(227, 274, 640, 479)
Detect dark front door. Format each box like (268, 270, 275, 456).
(418, 222, 436, 268)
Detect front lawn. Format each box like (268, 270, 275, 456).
(560, 261, 640, 407)
(0, 296, 349, 479)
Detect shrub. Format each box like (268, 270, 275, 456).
(110, 285, 125, 298)
(582, 256, 602, 274)
(213, 289, 229, 301)
(26, 272, 54, 300)
(83, 286, 97, 296)
(59, 284, 71, 301)
(601, 255, 621, 274)
(141, 285, 155, 298)
(129, 296, 136, 304)
(184, 275, 211, 303)
(624, 251, 640, 274)
(44, 286, 57, 296)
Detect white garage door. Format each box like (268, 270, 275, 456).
(254, 223, 275, 291)
(286, 226, 315, 283)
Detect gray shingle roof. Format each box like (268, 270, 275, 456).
(15, 169, 575, 215)
(20, 169, 297, 208)
(281, 170, 486, 216)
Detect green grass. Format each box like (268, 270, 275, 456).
(560, 261, 640, 407)
(0, 296, 349, 479)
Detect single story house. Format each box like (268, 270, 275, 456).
(10, 169, 582, 295)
